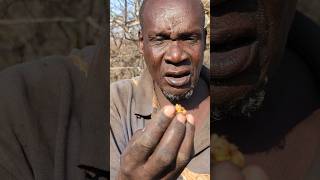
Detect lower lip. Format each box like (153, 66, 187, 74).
(211, 41, 258, 79)
(164, 74, 191, 87)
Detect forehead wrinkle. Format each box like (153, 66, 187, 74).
(153, 6, 186, 31)
(142, 0, 204, 36)
(141, 0, 205, 30)
(149, 11, 200, 34)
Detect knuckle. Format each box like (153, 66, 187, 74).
(133, 129, 143, 136)
(155, 151, 175, 166)
(120, 165, 133, 176)
(177, 153, 191, 165)
(120, 155, 135, 175)
(136, 135, 154, 151)
(131, 129, 143, 140)
(120, 153, 130, 165)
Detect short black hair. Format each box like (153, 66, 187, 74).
(139, 0, 205, 29)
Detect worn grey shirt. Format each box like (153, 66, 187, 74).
(110, 68, 210, 179)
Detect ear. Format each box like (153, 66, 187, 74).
(139, 30, 144, 54)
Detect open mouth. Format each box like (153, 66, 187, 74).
(211, 17, 258, 81)
(164, 71, 192, 87)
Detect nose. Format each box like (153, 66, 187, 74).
(164, 42, 189, 65)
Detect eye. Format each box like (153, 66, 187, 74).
(149, 35, 169, 46)
(184, 35, 199, 44)
(155, 36, 165, 41)
(185, 36, 199, 44)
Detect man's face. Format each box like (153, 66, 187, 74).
(139, 0, 205, 102)
(211, 0, 297, 107)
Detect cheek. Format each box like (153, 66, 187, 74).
(143, 44, 162, 65)
(189, 45, 204, 70)
(263, 0, 296, 26)
(143, 44, 166, 79)
(259, 0, 297, 76)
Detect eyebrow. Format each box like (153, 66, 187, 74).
(148, 28, 202, 37)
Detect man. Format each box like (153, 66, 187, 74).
(212, 0, 320, 179)
(110, 0, 210, 179)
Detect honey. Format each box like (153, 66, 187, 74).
(175, 104, 187, 115)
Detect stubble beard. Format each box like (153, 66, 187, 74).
(162, 87, 194, 103)
(212, 85, 266, 122)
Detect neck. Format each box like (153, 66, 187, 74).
(155, 78, 210, 128)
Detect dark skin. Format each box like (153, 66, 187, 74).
(212, 0, 320, 179)
(116, 0, 210, 179)
(212, 0, 297, 105)
(117, 106, 195, 179)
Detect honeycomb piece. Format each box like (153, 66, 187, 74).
(212, 134, 245, 168)
(175, 104, 187, 115)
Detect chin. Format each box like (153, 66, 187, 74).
(212, 85, 253, 106)
(162, 87, 194, 103)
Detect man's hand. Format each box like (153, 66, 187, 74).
(212, 162, 270, 180)
(117, 105, 195, 180)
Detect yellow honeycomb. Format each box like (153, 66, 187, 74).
(175, 104, 187, 115)
(212, 134, 245, 168)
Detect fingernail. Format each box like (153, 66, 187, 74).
(186, 114, 195, 125)
(163, 105, 175, 118)
(176, 113, 186, 123)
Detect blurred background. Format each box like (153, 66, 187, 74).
(0, 0, 319, 80)
(0, 0, 104, 71)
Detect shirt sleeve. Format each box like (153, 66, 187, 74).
(0, 68, 36, 180)
(109, 81, 131, 180)
(109, 112, 123, 180)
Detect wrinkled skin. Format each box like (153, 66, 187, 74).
(211, 0, 298, 179)
(211, 0, 297, 105)
(117, 106, 195, 180)
(140, 0, 206, 101)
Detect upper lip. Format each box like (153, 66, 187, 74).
(211, 13, 257, 52)
(211, 27, 256, 47)
(211, 15, 258, 79)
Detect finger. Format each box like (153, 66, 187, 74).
(212, 162, 245, 180)
(126, 105, 176, 162)
(119, 129, 144, 173)
(125, 129, 143, 148)
(242, 165, 269, 180)
(145, 113, 187, 176)
(160, 114, 196, 179)
(176, 114, 195, 167)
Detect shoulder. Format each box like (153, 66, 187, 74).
(110, 79, 137, 98)
(0, 45, 99, 99)
(110, 78, 138, 116)
(0, 48, 93, 134)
